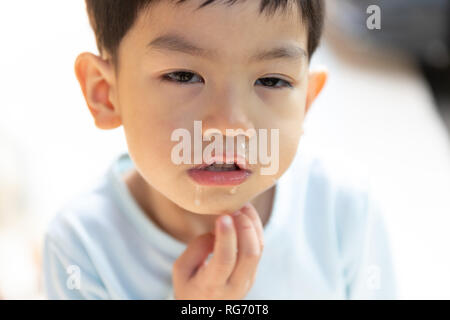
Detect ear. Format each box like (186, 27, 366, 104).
(74, 52, 122, 129)
(305, 67, 328, 115)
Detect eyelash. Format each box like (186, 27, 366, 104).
(161, 71, 293, 89)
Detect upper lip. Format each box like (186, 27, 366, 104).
(192, 153, 249, 171)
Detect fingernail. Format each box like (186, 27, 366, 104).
(221, 215, 232, 226)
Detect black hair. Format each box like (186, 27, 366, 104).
(86, 0, 325, 69)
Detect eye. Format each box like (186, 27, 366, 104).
(161, 71, 204, 84)
(255, 77, 293, 89)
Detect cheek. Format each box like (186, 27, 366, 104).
(275, 106, 305, 174)
(261, 98, 305, 153)
(126, 121, 181, 170)
(284, 89, 307, 119)
(120, 100, 180, 176)
(252, 91, 305, 131)
(280, 130, 301, 167)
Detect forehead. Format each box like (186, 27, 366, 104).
(124, 0, 308, 62)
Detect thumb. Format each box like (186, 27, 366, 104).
(173, 232, 215, 283)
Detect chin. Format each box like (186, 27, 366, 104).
(182, 200, 243, 215)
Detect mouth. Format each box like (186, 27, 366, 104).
(187, 155, 252, 186)
(199, 162, 242, 171)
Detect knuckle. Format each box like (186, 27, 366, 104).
(243, 207, 257, 221)
(236, 216, 254, 231)
(240, 223, 254, 231)
(204, 283, 222, 296)
(215, 258, 235, 269)
(241, 279, 252, 291)
(243, 249, 261, 259)
(238, 278, 255, 293)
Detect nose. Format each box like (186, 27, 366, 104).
(201, 83, 256, 137)
(200, 94, 256, 165)
(195, 82, 259, 167)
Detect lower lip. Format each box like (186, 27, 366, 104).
(187, 168, 252, 186)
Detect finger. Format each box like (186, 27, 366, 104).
(173, 232, 215, 283)
(227, 211, 261, 288)
(241, 203, 264, 250)
(202, 214, 238, 286)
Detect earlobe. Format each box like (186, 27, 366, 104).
(305, 67, 328, 114)
(74, 52, 122, 130)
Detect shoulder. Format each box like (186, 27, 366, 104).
(295, 142, 371, 204)
(298, 143, 387, 260)
(41, 173, 121, 299)
(44, 174, 120, 254)
(293, 142, 376, 235)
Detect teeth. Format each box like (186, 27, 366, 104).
(204, 163, 239, 171)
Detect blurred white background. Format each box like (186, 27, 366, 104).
(0, 1, 449, 299)
(0, 1, 127, 299)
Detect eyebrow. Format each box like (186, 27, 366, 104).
(147, 33, 307, 62)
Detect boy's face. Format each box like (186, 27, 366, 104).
(78, 0, 326, 214)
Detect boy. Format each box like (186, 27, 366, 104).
(42, 0, 396, 299)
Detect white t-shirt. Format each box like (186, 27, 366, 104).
(42, 144, 397, 299)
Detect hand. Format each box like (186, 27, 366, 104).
(172, 203, 264, 300)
